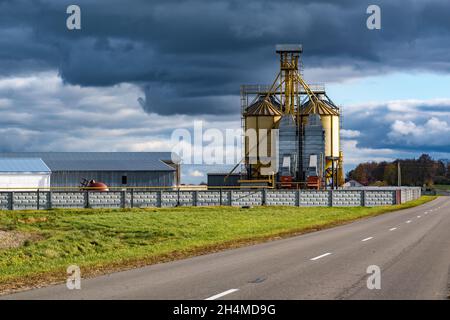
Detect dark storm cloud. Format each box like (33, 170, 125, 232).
(1, 0, 450, 116)
(0, 72, 240, 153)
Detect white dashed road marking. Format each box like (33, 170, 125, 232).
(361, 237, 373, 242)
(389, 227, 397, 231)
(205, 289, 239, 300)
(310, 253, 332, 261)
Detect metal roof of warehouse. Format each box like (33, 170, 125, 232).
(42, 160, 175, 171)
(0, 152, 178, 172)
(0, 158, 51, 173)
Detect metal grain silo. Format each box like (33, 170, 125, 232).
(244, 95, 282, 178)
(278, 114, 298, 179)
(302, 114, 325, 177)
(300, 94, 340, 186)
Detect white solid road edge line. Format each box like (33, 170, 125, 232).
(205, 289, 239, 300)
(361, 237, 373, 242)
(389, 227, 397, 231)
(310, 252, 332, 261)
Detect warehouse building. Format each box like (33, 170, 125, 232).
(0, 158, 51, 190)
(0, 152, 180, 189)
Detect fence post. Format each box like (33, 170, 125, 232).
(37, 189, 40, 210)
(362, 190, 366, 207)
(130, 188, 134, 208)
(177, 187, 180, 206)
(85, 191, 90, 209)
(297, 189, 301, 207)
(262, 188, 267, 206)
(193, 190, 198, 206)
(329, 190, 333, 207)
(48, 191, 52, 209)
(10, 191, 14, 210)
(219, 189, 222, 206)
(121, 190, 126, 209)
(158, 189, 163, 208)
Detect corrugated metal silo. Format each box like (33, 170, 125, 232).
(302, 114, 325, 178)
(300, 94, 340, 184)
(244, 95, 282, 178)
(278, 114, 298, 178)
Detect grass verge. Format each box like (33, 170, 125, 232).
(434, 184, 450, 191)
(0, 195, 437, 294)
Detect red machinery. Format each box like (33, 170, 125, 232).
(306, 176, 321, 190)
(80, 179, 109, 192)
(280, 176, 294, 189)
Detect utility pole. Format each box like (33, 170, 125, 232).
(397, 161, 401, 187)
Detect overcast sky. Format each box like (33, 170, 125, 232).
(1, 0, 450, 183)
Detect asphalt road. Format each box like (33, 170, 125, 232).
(3, 197, 450, 300)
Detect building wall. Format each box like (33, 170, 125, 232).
(0, 173, 51, 191)
(50, 170, 175, 188)
(0, 187, 421, 210)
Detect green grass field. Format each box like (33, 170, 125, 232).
(0, 196, 436, 293)
(434, 184, 450, 191)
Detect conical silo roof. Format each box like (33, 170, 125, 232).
(301, 94, 339, 116)
(245, 95, 282, 116)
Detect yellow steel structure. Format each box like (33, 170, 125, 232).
(239, 44, 344, 188)
(277, 48, 301, 115)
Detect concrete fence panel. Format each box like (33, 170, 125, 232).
(332, 190, 363, 207)
(298, 190, 331, 207)
(0, 187, 421, 210)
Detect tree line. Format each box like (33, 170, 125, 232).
(347, 154, 450, 187)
